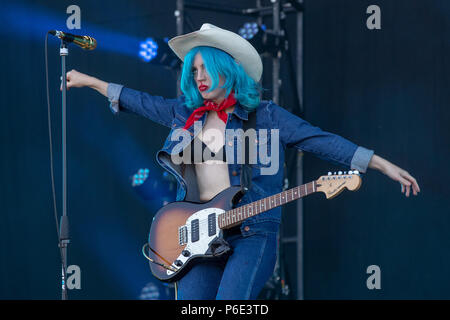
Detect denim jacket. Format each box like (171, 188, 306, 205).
(107, 83, 374, 226)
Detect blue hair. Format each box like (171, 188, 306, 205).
(180, 46, 261, 111)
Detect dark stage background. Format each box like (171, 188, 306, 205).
(1, 0, 449, 299)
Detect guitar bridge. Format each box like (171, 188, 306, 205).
(178, 225, 188, 245)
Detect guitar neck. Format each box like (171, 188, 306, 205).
(218, 181, 317, 229)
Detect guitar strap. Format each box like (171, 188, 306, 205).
(240, 109, 256, 194)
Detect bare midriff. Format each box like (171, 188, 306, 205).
(194, 107, 234, 202)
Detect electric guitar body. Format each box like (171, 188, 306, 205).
(148, 186, 243, 282)
(147, 171, 362, 282)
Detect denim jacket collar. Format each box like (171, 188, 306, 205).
(232, 101, 249, 121)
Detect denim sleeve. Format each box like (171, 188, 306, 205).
(350, 146, 374, 173)
(107, 83, 123, 114)
(106, 83, 178, 128)
(270, 103, 374, 173)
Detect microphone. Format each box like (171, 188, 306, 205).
(49, 30, 97, 50)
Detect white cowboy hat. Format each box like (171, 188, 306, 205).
(168, 23, 263, 82)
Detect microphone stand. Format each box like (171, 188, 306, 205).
(59, 39, 70, 300)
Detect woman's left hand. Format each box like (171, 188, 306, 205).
(368, 154, 420, 197)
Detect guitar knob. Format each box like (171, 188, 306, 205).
(328, 172, 332, 176)
(338, 171, 342, 175)
(348, 170, 353, 174)
(182, 250, 191, 257)
(174, 260, 183, 267)
(354, 170, 359, 175)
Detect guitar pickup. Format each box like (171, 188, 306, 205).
(191, 219, 200, 243)
(178, 225, 188, 245)
(208, 213, 216, 236)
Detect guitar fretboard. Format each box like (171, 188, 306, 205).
(218, 181, 316, 229)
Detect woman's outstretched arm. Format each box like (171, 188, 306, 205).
(270, 102, 420, 198)
(61, 69, 179, 128)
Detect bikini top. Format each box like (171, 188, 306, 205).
(178, 136, 227, 163)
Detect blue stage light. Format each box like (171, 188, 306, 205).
(132, 168, 150, 187)
(239, 22, 260, 40)
(139, 38, 159, 62)
(238, 22, 283, 56)
(138, 37, 180, 68)
(130, 167, 175, 205)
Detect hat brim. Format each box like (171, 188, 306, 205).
(168, 26, 262, 82)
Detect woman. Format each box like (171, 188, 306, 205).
(64, 24, 420, 299)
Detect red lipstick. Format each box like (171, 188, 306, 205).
(199, 85, 208, 92)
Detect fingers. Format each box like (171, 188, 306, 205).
(409, 176, 420, 194)
(66, 70, 72, 88)
(398, 171, 420, 197)
(60, 80, 70, 91)
(60, 70, 73, 91)
(402, 171, 420, 196)
(399, 181, 411, 197)
(375, 158, 420, 198)
(67, 69, 75, 80)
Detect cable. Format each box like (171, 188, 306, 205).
(142, 244, 179, 300)
(174, 282, 178, 300)
(45, 32, 59, 240)
(141, 243, 177, 272)
(45, 31, 68, 297)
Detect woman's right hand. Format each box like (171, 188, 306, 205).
(60, 69, 92, 90)
(60, 69, 108, 97)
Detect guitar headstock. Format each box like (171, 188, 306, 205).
(316, 170, 362, 199)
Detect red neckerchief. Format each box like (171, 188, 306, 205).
(183, 93, 237, 130)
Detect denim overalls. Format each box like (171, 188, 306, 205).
(107, 83, 374, 299)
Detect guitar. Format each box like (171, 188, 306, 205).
(146, 171, 362, 282)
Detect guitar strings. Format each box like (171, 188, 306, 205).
(183, 198, 278, 228)
(175, 190, 299, 239)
